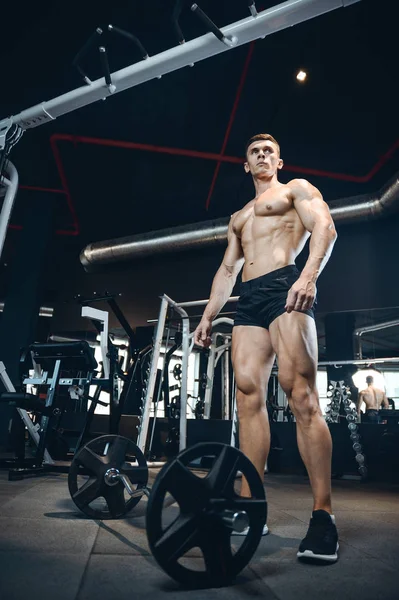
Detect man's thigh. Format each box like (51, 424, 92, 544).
(268, 312, 318, 387)
(232, 325, 275, 390)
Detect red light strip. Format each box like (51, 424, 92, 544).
(205, 42, 255, 210)
(13, 130, 397, 237)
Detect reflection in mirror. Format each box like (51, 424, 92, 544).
(316, 306, 399, 362)
(273, 360, 399, 424)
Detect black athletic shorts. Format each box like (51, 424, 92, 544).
(365, 409, 380, 424)
(234, 264, 316, 330)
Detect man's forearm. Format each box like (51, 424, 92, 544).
(302, 222, 337, 281)
(357, 399, 362, 416)
(203, 266, 237, 321)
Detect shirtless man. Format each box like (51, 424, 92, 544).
(357, 375, 389, 423)
(194, 133, 339, 562)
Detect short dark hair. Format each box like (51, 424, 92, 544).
(245, 133, 280, 159)
(366, 376, 374, 384)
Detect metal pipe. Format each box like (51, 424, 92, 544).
(353, 319, 399, 359)
(354, 319, 399, 337)
(157, 294, 190, 452)
(177, 297, 239, 308)
(0, 1, 357, 132)
(80, 217, 230, 268)
(223, 336, 230, 420)
(160, 293, 191, 451)
(0, 161, 18, 261)
(204, 340, 217, 419)
(329, 171, 399, 223)
(179, 308, 190, 451)
(80, 170, 399, 269)
(318, 357, 399, 366)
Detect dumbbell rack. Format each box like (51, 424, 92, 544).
(325, 380, 368, 478)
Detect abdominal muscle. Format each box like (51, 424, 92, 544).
(232, 195, 310, 282)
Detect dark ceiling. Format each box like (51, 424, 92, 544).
(1, 0, 399, 358)
(1, 0, 398, 242)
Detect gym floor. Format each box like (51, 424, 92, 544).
(0, 470, 398, 600)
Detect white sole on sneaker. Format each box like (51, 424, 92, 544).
(232, 524, 269, 536)
(297, 542, 339, 562)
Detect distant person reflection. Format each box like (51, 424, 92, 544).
(356, 375, 389, 423)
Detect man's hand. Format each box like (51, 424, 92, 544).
(285, 276, 316, 313)
(194, 318, 213, 348)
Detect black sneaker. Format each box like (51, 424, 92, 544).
(297, 510, 339, 563)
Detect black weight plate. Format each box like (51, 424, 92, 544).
(146, 442, 266, 588)
(172, 364, 182, 381)
(68, 435, 148, 519)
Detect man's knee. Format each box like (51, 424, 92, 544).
(287, 383, 321, 424)
(236, 377, 266, 418)
(235, 369, 260, 397)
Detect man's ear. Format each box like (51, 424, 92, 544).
(244, 161, 250, 174)
(277, 158, 284, 171)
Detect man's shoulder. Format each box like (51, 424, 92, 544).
(287, 178, 316, 194)
(287, 178, 311, 187)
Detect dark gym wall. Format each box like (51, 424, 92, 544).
(48, 212, 399, 333)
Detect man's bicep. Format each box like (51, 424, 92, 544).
(291, 180, 335, 233)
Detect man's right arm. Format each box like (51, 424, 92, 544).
(194, 215, 244, 346)
(203, 217, 244, 321)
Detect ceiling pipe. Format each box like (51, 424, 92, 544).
(80, 170, 399, 270)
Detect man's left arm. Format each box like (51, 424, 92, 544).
(382, 392, 389, 409)
(286, 179, 337, 313)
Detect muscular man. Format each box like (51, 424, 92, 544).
(357, 375, 389, 423)
(194, 133, 339, 562)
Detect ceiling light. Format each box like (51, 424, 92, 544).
(352, 368, 385, 391)
(296, 70, 307, 82)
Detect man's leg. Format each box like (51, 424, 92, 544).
(231, 325, 275, 497)
(269, 312, 332, 512)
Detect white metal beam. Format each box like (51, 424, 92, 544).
(0, 0, 360, 131)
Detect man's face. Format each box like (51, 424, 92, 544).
(244, 140, 283, 177)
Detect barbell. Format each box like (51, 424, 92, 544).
(68, 435, 267, 587)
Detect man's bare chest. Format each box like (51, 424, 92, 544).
(232, 191, 295, 239)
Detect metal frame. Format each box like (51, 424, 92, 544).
(0, 361, 54, 464)
(0, 161, 18, 261)
(35, 359, 62, 462)
(141, 297, 238, 455)
(202, 318, 234, 419)
(81, 306, 110, 378)
(137, 294, 189, 453)
(353, 320, 399, 360)
(0, 1, 358, 135)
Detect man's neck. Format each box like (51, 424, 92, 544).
(253, 174, 280, 198)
